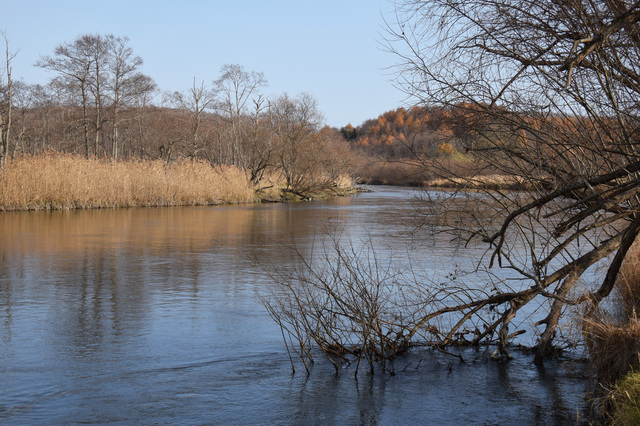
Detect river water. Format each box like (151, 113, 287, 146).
(1, 187, 590, 424)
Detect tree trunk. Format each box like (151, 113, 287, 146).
(0, 111, 5, 169)
(81, 85, 90, 158)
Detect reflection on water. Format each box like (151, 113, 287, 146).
(0, 187, 588, 424)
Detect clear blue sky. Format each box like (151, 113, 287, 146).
(2, 0, 405, 128)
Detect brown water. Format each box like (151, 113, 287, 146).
(0, 187, 590, 424)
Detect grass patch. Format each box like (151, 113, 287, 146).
(603, 369, 640, 425)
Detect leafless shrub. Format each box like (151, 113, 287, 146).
(261, 234, 418, 375)
(260, 225, 574, 374)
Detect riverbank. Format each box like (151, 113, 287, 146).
(424, 174, 531, 190)
(356, 159, 531, 190)
(0, 154, 358, 211)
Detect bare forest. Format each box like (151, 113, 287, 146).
(0, 34, 364, 203)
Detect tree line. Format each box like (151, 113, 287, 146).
(342, 105, 461, 159)
(0, 33, 355, 195)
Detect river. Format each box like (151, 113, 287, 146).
(0, 186, 590, 424)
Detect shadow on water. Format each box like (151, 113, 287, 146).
(0, 187, 592, 424)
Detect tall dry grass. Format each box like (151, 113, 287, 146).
(0, 153, 255, 211)
(583, 239, 640, 385)
(585, 316, 640, 385)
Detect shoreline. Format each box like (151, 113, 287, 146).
(0, 154, 363, 212)
(0, 183, 364, 213)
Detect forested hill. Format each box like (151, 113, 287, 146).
(341, 105, 473, 160)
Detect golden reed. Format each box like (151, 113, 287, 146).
(583, 240, 640, 386)
(0, 153, 255, 211)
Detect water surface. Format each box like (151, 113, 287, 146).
(1, 187, 589, 424)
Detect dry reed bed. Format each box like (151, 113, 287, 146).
(584, 240, 640, 385)
(0, 154, 255, 211)
(581, 240, 640, 421)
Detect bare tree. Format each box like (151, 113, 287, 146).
(214, 64, 267, 167)
(0, 30, 15, 168)
(243, 95, 274, 186)
(6, 81, 33, 156)
(37, 35, 96, 157)
(380, 0, 640, 363)
(36, 33, 155, 159)
(269, 93, 324, 194)
(105, 35, 155, 159)
(169, 78, 215, 159)
(86, 35, 110, 156)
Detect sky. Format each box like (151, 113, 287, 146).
(2, 0, 406, 128)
